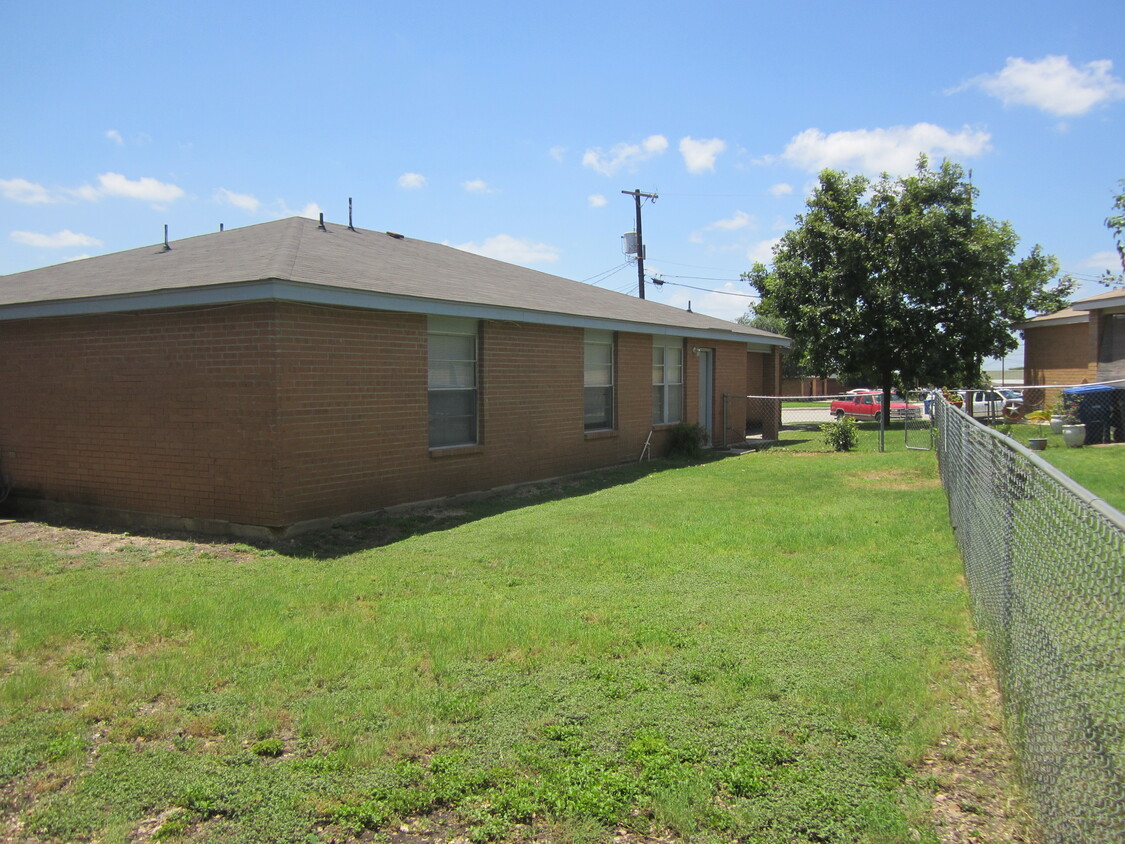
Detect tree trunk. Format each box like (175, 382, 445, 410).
(881, 370, 894, 428)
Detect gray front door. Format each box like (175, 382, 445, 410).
(697, 349, 713, 445)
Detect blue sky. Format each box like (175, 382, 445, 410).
(2, 0, 1123, 354)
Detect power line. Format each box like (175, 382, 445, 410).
(650, 276, 760, 299)
(656, 273, 746, 283)
(582, 262, 631, 286)
(650, 257, 749, 272)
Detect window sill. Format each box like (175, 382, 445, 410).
(584, 429, 618, 441)
(429, 444, 484, 459)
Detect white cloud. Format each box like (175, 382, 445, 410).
(0, 177, 53, 204)
(662, 283, 754, 322)
(94, 172, 184, 203)
(549, 146, 567, 163)
(453, 234, 560, 265)
(270, 199, 322, 220)
(747, 238, 781, 264)
(708, 210, 753, 231)
(680, 136, 726, 174)
(398, 172, 426, 189)
(462, 179, 495, 194)
(11, 229, 102, 248)
(106, 129, 124, 145)
(588, 194, 607, 208)
(1078, 250, 1122, 272)
(781, 123, 992, 175)
(69, 184, 101, 202)
(3, 172, 184, 206)
(215, 187, 261, 213)
(964, 55, 1125, 117)
(768, 182, 794, 197)
(582, 134, 668, 177)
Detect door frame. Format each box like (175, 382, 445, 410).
(697, 348, 713, 446)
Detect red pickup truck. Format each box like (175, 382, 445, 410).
(829, 390, 921, 421)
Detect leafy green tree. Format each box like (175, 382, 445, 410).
(1105, 178, 1125, 284)
(738, 308, 822, 383)
(745, 158, 1071, 422)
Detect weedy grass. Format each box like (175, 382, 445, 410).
(0, 450, 980, 842)
(771, 419, 929, 454)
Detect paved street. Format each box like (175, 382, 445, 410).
(781, 405, 834, 426)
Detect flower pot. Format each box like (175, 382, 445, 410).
(1028, 438, 1048, 451)
(1061, 424, 1086, 448)
(1049, 416, 1064, 434)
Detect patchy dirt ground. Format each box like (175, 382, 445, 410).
(0, 517, 1039, 844)
(915, 645, 1040, 843)
(0, 518, 245, 558)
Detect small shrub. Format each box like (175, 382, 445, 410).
(175, 784, 220, 819)
(250, 738, 284, 757)
(152, 809, 192, 840)
(819, 417, 858, 452)
(665, 422, 708, 459)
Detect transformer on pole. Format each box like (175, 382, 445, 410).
(621, 189, 658, 299)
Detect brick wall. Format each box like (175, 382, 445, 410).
(270, 315, 666, 523)
(0, 303, 283, 526)
(0, 303, 763, 532)
(1023, 320, 1096, 407)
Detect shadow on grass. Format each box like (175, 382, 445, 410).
(0, 455, 734, 561)
(279, 455, 734, 559)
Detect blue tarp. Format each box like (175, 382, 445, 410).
(1061, 383, 1117, 395)
(1061, 384, 1122, 443)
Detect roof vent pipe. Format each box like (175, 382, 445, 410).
(318, 212, 327, 231)
(348, 197, 355, 231)
(162, 224, 171, 252)
(220, 223, 224, 232)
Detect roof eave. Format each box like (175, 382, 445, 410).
(0, 279, 791, 348)
(1015, 313, 1090, 329)
(1073, 294, 1125, 311)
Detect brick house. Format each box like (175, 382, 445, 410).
(0, 217, 787, 536)
(1019, 287, 1125, 407)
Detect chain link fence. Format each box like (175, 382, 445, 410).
(934, 394, 1125, 843)
(738, 393, 926, 451)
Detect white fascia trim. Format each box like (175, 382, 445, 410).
(1019, 314, 1090, 328)
(1073, 295, 1125, 312)
(0, 278, 792, 349)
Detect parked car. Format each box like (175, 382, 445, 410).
(830, 390, 921, 421)
(957, 389, 1023, 420)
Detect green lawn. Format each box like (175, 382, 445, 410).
(0, 453, 1005, 843)
(997, 422, 1125, 513)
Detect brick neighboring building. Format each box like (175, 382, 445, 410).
(1019, 287, 1125, 408)
(0, 217, 788, 536)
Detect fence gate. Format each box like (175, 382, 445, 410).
(904, 414, 934, 450)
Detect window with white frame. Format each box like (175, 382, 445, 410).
(584, 330, 614, 431)
(652, 338, 683, 424)
(428, 316, 478, 448)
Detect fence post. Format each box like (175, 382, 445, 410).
(762, 397, 780, 440)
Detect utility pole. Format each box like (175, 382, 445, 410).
(622, 189, 658, 299)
